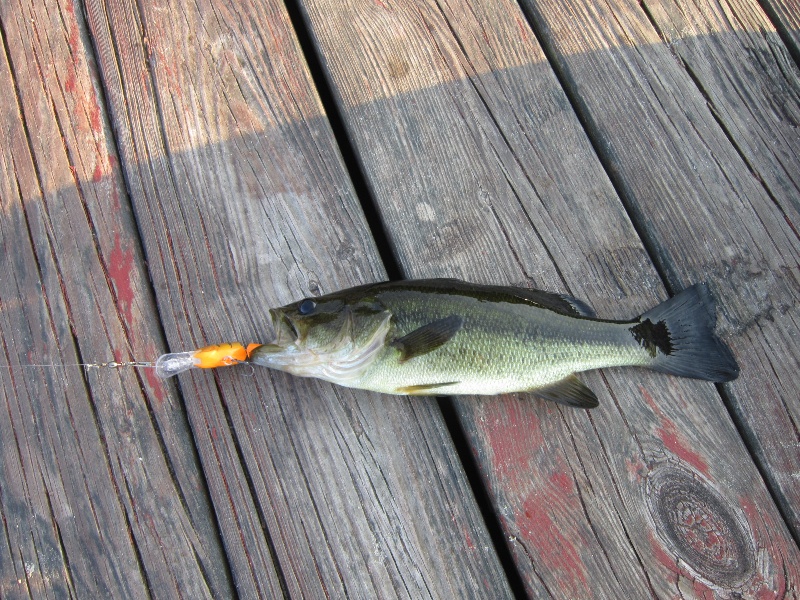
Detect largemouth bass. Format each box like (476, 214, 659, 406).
(247, 279, 738, 408)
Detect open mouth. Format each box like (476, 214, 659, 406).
(269, 308, 299, 345)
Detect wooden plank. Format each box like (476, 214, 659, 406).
(641, 0, 800, 234)
(298, 0, 800, 597)
(518, 0, 800, 536)
(639, 0, 800, 528)
(84, 0, 512, 596)
(0, 1, 232, 597)
(759, 0, 800, 60)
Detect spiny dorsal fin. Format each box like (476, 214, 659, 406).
(383, 279, 596, 317)
(530, 374, 599, 408)
(390, 315, 463, 362)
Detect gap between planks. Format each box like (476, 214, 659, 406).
(282, 0, 533, 596)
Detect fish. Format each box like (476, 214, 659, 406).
(247, 279, 739, 408)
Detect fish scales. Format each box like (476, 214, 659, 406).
(360, 289, 648, 396)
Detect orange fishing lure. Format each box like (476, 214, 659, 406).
(155, 343, 262, 378)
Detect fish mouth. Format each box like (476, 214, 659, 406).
(249, 310, 298, 363)
(263, 308, 294, 345)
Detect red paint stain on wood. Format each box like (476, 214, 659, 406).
(65, 67, 77, 93)
(692, 578, 715, 599)
(63, 1, 81, 94)
(477, 399, 596, 595)
(626, 455, 646, 482)
(516, 15, 531, 44)
(88, 100, 102, 134)
(549, 465, 573, 495)
(648, 530, 679, 583)
(756, 578, 786, 600)
(680, 509, 726, 562)
(143, 364, 166, 405)
(517, 493, 589, 594)
(69, 29, 79, 57)
(477, 396, 544, 492)
(641, 386, 709, 476)
(462, 526, 475, 551)
(739, 495, 763, 528)
(108, 233, 135, 325)
(658, 424, 709, 477)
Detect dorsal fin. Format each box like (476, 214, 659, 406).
(503, 287, 596, 317)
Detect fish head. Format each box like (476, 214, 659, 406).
(250, 286, 392, 380)
(268, 295, 351, 353)
(258, 287, 390, 360)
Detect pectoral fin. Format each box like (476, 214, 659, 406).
(390, 315, 463, 362)
(531, 375, 599, 409)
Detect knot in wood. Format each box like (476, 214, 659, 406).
(646, 463, 755, 587)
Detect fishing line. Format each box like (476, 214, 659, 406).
(0, 343, 263, 379)
(0, 361, 154, 370)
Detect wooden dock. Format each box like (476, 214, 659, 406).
(1, 0, 799, 597)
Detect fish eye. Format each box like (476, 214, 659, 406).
(298, 299, 317, 315)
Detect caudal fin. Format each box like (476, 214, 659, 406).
(631, 283, 739, 382)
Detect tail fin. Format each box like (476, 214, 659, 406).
(631, 283, 739, 382)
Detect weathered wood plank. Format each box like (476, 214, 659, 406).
(518, 0, 800, 536)
(298, 0, 800, 596)
(0, 1, 232, 597)
(641, 0, 800, 235)
(85, 0, 512, 596)
(759, 0, 800, 60)
(640, 0, 800, 527)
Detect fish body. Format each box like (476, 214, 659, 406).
(249, 279, 739, 408)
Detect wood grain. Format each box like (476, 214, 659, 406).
(519, 0, 800, 537)
(84, 0, 512, 596)
(298, 0, 800, 596)
(642, 0, 800, 234)
(0, 0, 232, 597)
(759, 0, 800, 60)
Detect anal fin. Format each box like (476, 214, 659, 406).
(530, 375, 599, 409)
(396, 381, 460, 395)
